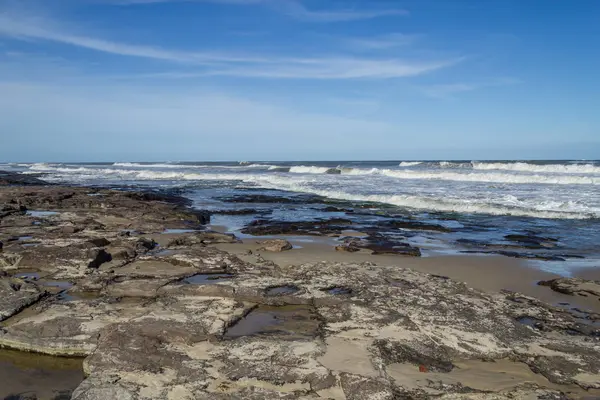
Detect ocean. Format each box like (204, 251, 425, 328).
(4, 160, 600, 276)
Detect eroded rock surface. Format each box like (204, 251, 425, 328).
(257, 239, 293, 252)
(539, 277, 600, 299)
(1, 184, 599, 400)
(0, 275, 46, 322)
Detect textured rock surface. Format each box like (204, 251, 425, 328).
(0, 275, 46, 322)
(539, 277, 600, 299)
(1, 185, 599, 400)
(257, 239, 293, 252)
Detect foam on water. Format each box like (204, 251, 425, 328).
(112, 162, 275, 169)
(247, 175, 598, 219)
(22, 161, 600, 220)
(289, 165, 336, 174)
(471, 161, 600, 174)
(377, 169, 599, 185)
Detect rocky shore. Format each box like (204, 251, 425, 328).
(1, 174, 599, 399)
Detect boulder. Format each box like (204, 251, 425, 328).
(538, 277, 600, 298)
(87, 249, 112, 269)
(167, 231, 239, 247)
(335, 245, 360, 253)
(258, 239, 293, 252)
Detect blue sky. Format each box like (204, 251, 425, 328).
(0, 0, 598, 161)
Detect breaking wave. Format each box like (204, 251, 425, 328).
(111, 162, 275, 169)
(375, 169, 599, 185)
(28, 164, 600, 185)
(399, 161, 423, 167)
(471, 161, 600, 174)
(22, 161, 600, 220)
(289, 166, 340, 174)
(246, 176, 598, 220)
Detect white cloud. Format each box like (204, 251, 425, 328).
(347, 33, 419, 50)
(200, 57, 463, 79)
(107, 0, 407, 22)
(0, 13, 460, 79)
(268, 0, 407, 22)
(421, 78, 520, 99)
(0, 14, 269, 64)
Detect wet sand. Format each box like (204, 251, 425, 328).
(0, 348, 84, 400)
(215, 236, 600, 313)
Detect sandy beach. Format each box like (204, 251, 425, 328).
(215, 238, 600, 314)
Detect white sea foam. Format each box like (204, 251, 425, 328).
(337, 167, 599, 185)
(113, 162, 144, 167)
(32, 163, 600, 185)
(438, 161, 465, 168)
(289, 166, 336, 174)
(112, 162, 274, 169)
(246, 175, 598, 219)
(377, 169, 599, 185)
(399, 161, 423, 167)
(23, 163, 600, 219)
(471, 161, 600, 174)
(246, 164, 278, 169)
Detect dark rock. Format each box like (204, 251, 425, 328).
(379, 220, 453, 233)
(505, 233, 558, 243)
(371, 247, 421, 257)
(217, 194, 325, 204)
(0, 203, 27, 219)
(342, 235, 421, 257)
(242, 218, 353, 236)
(3, 393, 38, 400)
(461, 250, 567, 261)
(135, 238, 157, 253)
(322, 206, 351, 212)
(0, 171, 51, 186)
(167, 231, 239, 247)
(87, 238, 111, 248)
(188, 209, 210, 225)
(211, 209, 271, 216)
(87, 249, 112, 269)
(457, 238, 563, 251)
(335, 245, 360, 253)
(504, 233, 559, 249)
(0, 187, 209, 229)
(122, 190, 192, 207)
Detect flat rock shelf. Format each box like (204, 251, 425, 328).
(0, 182, 599, 400)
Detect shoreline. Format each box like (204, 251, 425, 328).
(214, 238, 600, 314)
(1, 178, 599, 399)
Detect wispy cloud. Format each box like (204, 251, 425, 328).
(108, 0, 408, 22)
(198, 58, 462, 79)
(421, 78, 520, 99)
(0, 14, 268, 64)
(268, 0, 407, 22)
(347, 33, 419, 50)
(112, 56, 463, 80)
(0, 13, 460, 80)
